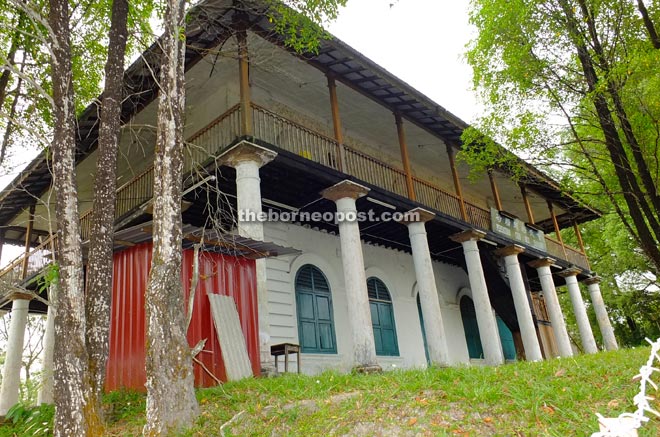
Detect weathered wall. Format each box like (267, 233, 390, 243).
(264, 222, 473, 374)
(105, 242, 259, 391)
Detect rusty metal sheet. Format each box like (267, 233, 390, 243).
(105, 242, 258, 391)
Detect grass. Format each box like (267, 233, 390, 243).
(2, 346, 659, 436)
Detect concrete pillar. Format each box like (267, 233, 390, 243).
(559, 268, 598, 354)
(528, 258, 573, 357)
(38, 286, 57, 405)
(0, 295, 31, 415)
(585, 275, 618, 351)
(400, 208, 449, 366)
(218, 141, 277, 373)
(494, 245, 543, 362)
(321, 180, 380, 371)
(450, 230, 504, 366)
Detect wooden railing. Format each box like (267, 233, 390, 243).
(344, 147, 408, 198)
(252, 104, 341, 171)
(79, 105, 241, 241)
(0, 236, 55, 284)
(251, 103, 492, 231)
(544, 235, 589, 271)
(1, 102, 591, 285)
(250, 104, 591, 269)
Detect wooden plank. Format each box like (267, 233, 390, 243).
(395, 113, 416, 201)
(208, 294, 253, 381)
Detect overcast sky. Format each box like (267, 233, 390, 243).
(328, 0, 480, 123)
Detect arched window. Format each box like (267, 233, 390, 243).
(367, 277, 399, 356)
(295, 265, 337, 353)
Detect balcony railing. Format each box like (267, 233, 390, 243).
(0, 236, 55, 285)
(545, 236, 589, 271)
(250, 103, 589, 270)
(79, 105, 241, 241)
(1, 102, 590, 284)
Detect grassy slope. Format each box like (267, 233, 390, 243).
(3, 347, 659, 436)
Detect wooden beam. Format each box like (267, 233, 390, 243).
(446, 145, 467, 221)
(327, 75, 346, 172)
(237, 30, 252, 136)
(488, 169, 503, 211)
(572, 220, 585, 253)
(572, 220, 591, 270)
(0, 229, 5, 263)
(519, 183, 535, 224)
(21, 204, 35, 280)
(395, 113, 416, 201)
(548, 201, 568, 260)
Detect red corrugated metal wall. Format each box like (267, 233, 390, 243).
(105, 242, 259, 391)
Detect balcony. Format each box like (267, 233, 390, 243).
(0, 103, 590, 286)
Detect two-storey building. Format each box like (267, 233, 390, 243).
(0, 0, 618, 405)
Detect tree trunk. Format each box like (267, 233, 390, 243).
(143, 0, 198, 434)
(637, 0, 660, 49)
(576, 0, 660, 235)
(85, 0, 129, 424)
(557, 0, 660, 271)
(48, 0, 93, 435)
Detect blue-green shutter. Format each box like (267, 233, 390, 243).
(295, 265, 337, 353)
(367, 277, 399, 356)
(416, 294, 430, 364)
(497, 316, 517, 361)
(460, 296, 517, 361)
(460, 296, 484, 359)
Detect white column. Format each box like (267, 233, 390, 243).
(560, 268, 598, 354)
(528, 258, 573, 358)
(451, 230, 504, 366)
(0, 296, 30, 415)
(494, 245, 543, 362)
(38, 287, 57, 405)
(400, 208, 449, 366)
(585, 275, 618, 351)
(219, 141, 277, 373)
(322, 180, 380, 371)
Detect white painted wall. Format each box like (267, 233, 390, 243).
(263, 222, 472, 374)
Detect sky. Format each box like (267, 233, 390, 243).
(0, 0, 480, 266)
(328, 0, 480, 123)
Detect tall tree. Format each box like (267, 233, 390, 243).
(463, 0, 660, 273)
(84, 0, 129, 424)
(143, 0, 198, 434)
(48, 0, 91, 434)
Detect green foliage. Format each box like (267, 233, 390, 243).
(1, 403, 54, 437)
(465, 0, 660, 330)
(102, 389, 147, 425)
(36, 263, 59, 296)
(459, 126, 527, 181)
(266, 0, 348, 53)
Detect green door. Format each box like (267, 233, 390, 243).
(296, 265, 336, 353)
(460, 296, 517, 361)
(367, 278, 399, 356)
(460, 296, 484, 359)
(497, 316, 517, 361)
(416, 293, 430, 364)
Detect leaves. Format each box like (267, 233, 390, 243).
(464, 0, 660, 281)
